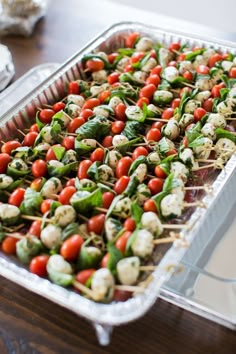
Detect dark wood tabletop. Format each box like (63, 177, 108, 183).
(1, 0, 236, 353)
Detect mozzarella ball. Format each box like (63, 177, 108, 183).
(153, 90, 173, 106)
(107, 150, 122, 169)
(162, 119, 180, 140)
(171, 161, 189, 184)
(216, 99, 233, 114)
(179, 148, 195, 166)
(62, 149, 77, 163)
(141, 211, 163, 237)
(203, 49, 216, 61)
(91, 268, 115, 302)
(90, 84, 109, 96)
(117, 257, 140, 285)
(179, 113, 194, 132)
(147, 151, 161, 165)
(93, 106, 110, 118)
(215, 138, 235, 162)
(135, 183, 151, 206)
(125, 105, 144, 121)
(178, 60, 192, 74)
(113, 197, 132, 218)
(98, 164, 114, 182)
(195, 90, 211, 103)
(171, 178, 185, 200)
(0, 174, 13, 189)
(221, 60, 234, 72)
(184, 100, 201, 114)
(40, 224, 62, 249)
(211, 69, 224, 84)
(207, 113, 226, 128)
(193, 55, 207, 69)
(133, 163, 147, 183)
(67, 104, 81, 118)
(48, 160, 64, 169)
(34, 142, 51, 152)
(105, 217, 122, 241)
(112, 134, 129, 147)
(141, 58, 157, 73)
(47, 254, 72, 274)
(41, 126, 55, 144)
(133, 70, 147, 82)
(136, 36, 153, 52)
(92, 70, 107, 83)
(80, 139, 97, 148)
(161, 194, 183, 218)
(67, 94, 85, 107)
(158, 137, 175, 151)
(10, 158, 28, 171)
(116, 57, 130, 71)
(54, 205, 76, 227)
(201, 123, 216, 140)
(41, 177, 63, 199)
(0, 204, 20, 224)
(158, 47, 172, 67)
(108, 96, 123, 110)
(193, 137, 213, 159)
(162, 66, 179, 83)
(131, 229, 154, 258)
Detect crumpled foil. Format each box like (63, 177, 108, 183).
(0, 0, 48, 36)
(0, 43, 15, 91)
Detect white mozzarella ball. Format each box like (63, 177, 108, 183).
(117, 257, 140, 285)
(47, 254, 72, 274)
(158, 47, 172, 67)
(135, 183, 151, 206)
(207, 113, 226, 128)
(195, 77, 213, 91)
(215, 138, 235, 162)
(40, 224, 62, 249)
(162, 66, 179, 83)
(193, 55, 207, 69)
(63, 149, 77, 163)
(203, 49, 216, 61)
(154, 90, 173, 105)
(54, 205, 76, 227)
(96, 51, 108, 61)
(141, 58, 157, 73)
(113, 197, 132, 218)
(67, 104, 81, 118)
(221, 60, 234, 72)
(0, 204, 20, 221)
(136, 37, 153, 52)
(41, 126, 55, 144)
(67, 94, 85, 107)
(98, 164, 114, 182)
(195, 90, 211, 103)
(91, 268, 115, 302)
(107, 150, 122, 170)
(162, 119, 180, 140)
(48, 160, 64, 169)
(216, 99, 233, 114)
(0, 174, 13, 189)
(116, 57, 130, 71)
(93, 106, 110, 118)
(178, 60, 192, 74)
(184, 100, 201, 114)
(179, 148, 195, 166)
(161, 194, 183, 218)
(108, 96, 123, 110)
(158, 137, 175, 151)
(92, 70, 107, 83)
(90, 84, 109, 96)
(211, 69, 224, 84)
(10, 158, 28, 171)
(112, 134, 129, 147)
(147, 151, 161, 165)
(193, 137, 213, 159)
(133, 163, 147, 183)
(131, 229, 154, 258)
(171, 178, 185, 200)
(34, 142, 51, 152)
(141, 211, 163, 237)
(133, 70, 147, 82)
(171, 161, 189, 184)
(81, 139, 97, 148)
(125, 105, 144, 121)
(201, 123, 216, 140)
(179, 113, 194, 132)
(41, 177, 63, 199)
(105, 217, 121, 241)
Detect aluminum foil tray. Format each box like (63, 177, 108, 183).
(0, 22, 236, 345)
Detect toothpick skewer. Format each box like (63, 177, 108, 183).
(73, 280, 100, 300)
(21, 214, 53, 223)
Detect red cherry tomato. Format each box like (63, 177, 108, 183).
(123, 218, 136, 232)
(23, 132, 38, 147)
(0, 153, 11, 173)
(87, 214, 106, 235)
(194, 107, 207, 122)
(1, 140, 21, 154)
(101, 253, 110, 268)
(62, 136, 75, 150)
(53, 101, 66, 112)
(58, 186, 76, 205)
(86, 59, 104, 72)
(39, 109, 55, 124)
(67, 117, 85, 133)
(166, 148, 177, 156)
(1, 237, 19, 255)
(40, 199, 53, 214)
(116, 156, 133, 178)
(90, 148, 105, 162)
(68, 81, 80, 94)
(143, 199, 157, 213)
(77, 159, 92, 179)
(211, 84, 225, 98)
(102, 135, 113, 147)
(146, 128, 161, 142)
(80, 109, 94, 121)
(60, 234, 84, 261)
(132, 146, 149, 160)
(114, 103, 127, 121)
(196, 65, 210, 75)
(162, 108, 174, 120)
(108, 52, 119, 64)
(168, 61, 177, 67)
(136, 97, 149, 109)
(8, 188, 25, 207)
(29, 255, 50, 277)
(183, 136, 188, 148)
(168, 42, 181, 52)
(124, 64, 134, 73)
(177, 53, 186, 61)
(229, 67, 236, 78)
(148, 178, 164, 195)
(113, 289, 131, 302)
(30, 177, 44, 191)
(98, 90, 110, 103)
(29, 124, 39, 133)
(32, 159, 47, 178)
(115, 231, 132, 254)
(111, 121, 125, 134)
(208, 53, 222, 68)
(171, 98, 181, 109)
(107, 72, 120, 85)
(66, 178, 75, 187)
(75, 269, 96, 285)
(151, 121, 163, 130)
(102, 192, 115, 209)
(114, 176, 130, 194)
(45, 144, 61, 161)
(183, 71, 193, 81)
(146, 74, 160, 86)
(28, 220, 42, 238)
(151, 65, 162, 76)
(139, 84, 156, 99)
(125, 32, 140, 48)
(82, 98, 100, 110)
(154, 165, 167, 178)
(202, 98, 213, 112)
(130, 52, 145, 64)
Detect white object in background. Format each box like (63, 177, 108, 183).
(0, 44, 15, 91)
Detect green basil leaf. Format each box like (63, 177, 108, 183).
(107, 243, 123, 276)
(49, 201, 62, 217)
(70, 188, 102, 214)
(35, 111, 45, 131)
(123, 175, 139, 197)
(185, 121, 202, 144)
(61, 222, 79, 241)
(75, 116, 110, 141)
(82, 54, 111, 69)
(152, 190, 169, 217)
(188, 134, 205, 148)
(185, 48, 205, 61)
(106, 195, 123, 219)
(47, 162, 78, 178)
(87, 161, 101, 181)
(158, 137, 171, 156)
(51, 146, 66, 161)
(128, 156, 146, 176)
(215, 128, 236, 143)
(122, 121, 145, 140)
(131, 202, 143, 225)
(20, 188, 43, 215)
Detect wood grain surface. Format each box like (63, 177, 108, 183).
(1, 0, 236, 353)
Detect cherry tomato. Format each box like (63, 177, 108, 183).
(98, 90, 110, 103)
(124, 64, 134, 73)
(114, 103, 127, 121)
(75, 269, 96, 285)
(168, 42, 181, 52)
(1, 236, 18, 255)
(143, 199, 157, 212)
(208, 53, 222, 68)
(28, 220, 42, 238)
(177, 53, 186, 61)
(126, 32, 140, 48)
(8, 188, 25, 207)
(77, 159, 92, 179)
(180, 87, 192, 97)
(132, 146, 149, 160)
(62, 136, 75, 150)
(87, 214, 106, 234)
(29, 123, 39, 133)
(45, 144, 61, 161)
(168, 61, 177, 67)
(146, 128, 161, 142)
(194, 107, 207, 122)
(130, 51, 145, 64)
(196, 65, 209, 75)
(68, 81, 80, 94)
(90, 148, 105, 162)
(29, 255, 50, 277)
(171, 98, 181, 109)
(1, 140, 21, 154)
(148, 178, 164, 195)
(124, 218, 136, 232)
(39, 109, 55, 124)
(183, 71, 193, 81)
(229, 67, 236, 79)
(30, 177, 44, 191)
(23, 132, 38, 147)
(101, 253, 110, 268)
(151, 121, 163, 130)
(0, 153, 10, 173)
(82, 98, 100, 110)
(68, 117, 85, 133)
(151, 65, 162, 76)
(166, 148, 177, 156)
(202, 98, 213, 112)
(80, 109, 94, 121)
(136, 97, 149, 108)
(116, 156, 133, 178)
(182, 136, 188, 148)
(40, 199, 53, 214)
(66, 178, 75, 187)
(114, 176, 130, 194)
(60, 234, 84, 261)
(107, 72, 120, 85)
(58, 186, 76, 205)
(102, 192, 115, 209)
(139, 84, 156, 99)
(102, 135, 113, 147)
(113, 289, 131, 302)
(150, 49, 157, 59)
(86, 59, 104, 72)
(146, 74, 160, 86)
(115, 231, 132, 254)
(53, 101, 66, 112)
(162, 108, 174, 120)
(108, 52, 119, 64)
(211, 83, 225, 98)
(32, 159, 47, 178)
(154, 165, 167, 178)
(111, 121, 125, 134)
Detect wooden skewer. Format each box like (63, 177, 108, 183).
(101, 181, 115, 187)
(162, 224, 190, 229)
(21, 214, 53, 223)
(78, 213, 89, 222)
(183, 201, 206, 208)
(17, 129, 26, 137)
(139, 265, 157, 271)
(153, 236, 177, 245)
(95, 207, 109, 213)
(114, 284, 145, 293)
(73, 280, 100, 300)
(146, 117, 169, 123)
(5, 232, 25, 239)
(184, 82, 196, 89)
(192, 163, 220, 171)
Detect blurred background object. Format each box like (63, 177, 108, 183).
(0, 43, 15, 91)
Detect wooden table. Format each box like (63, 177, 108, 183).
(1, 1, 236, 353)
